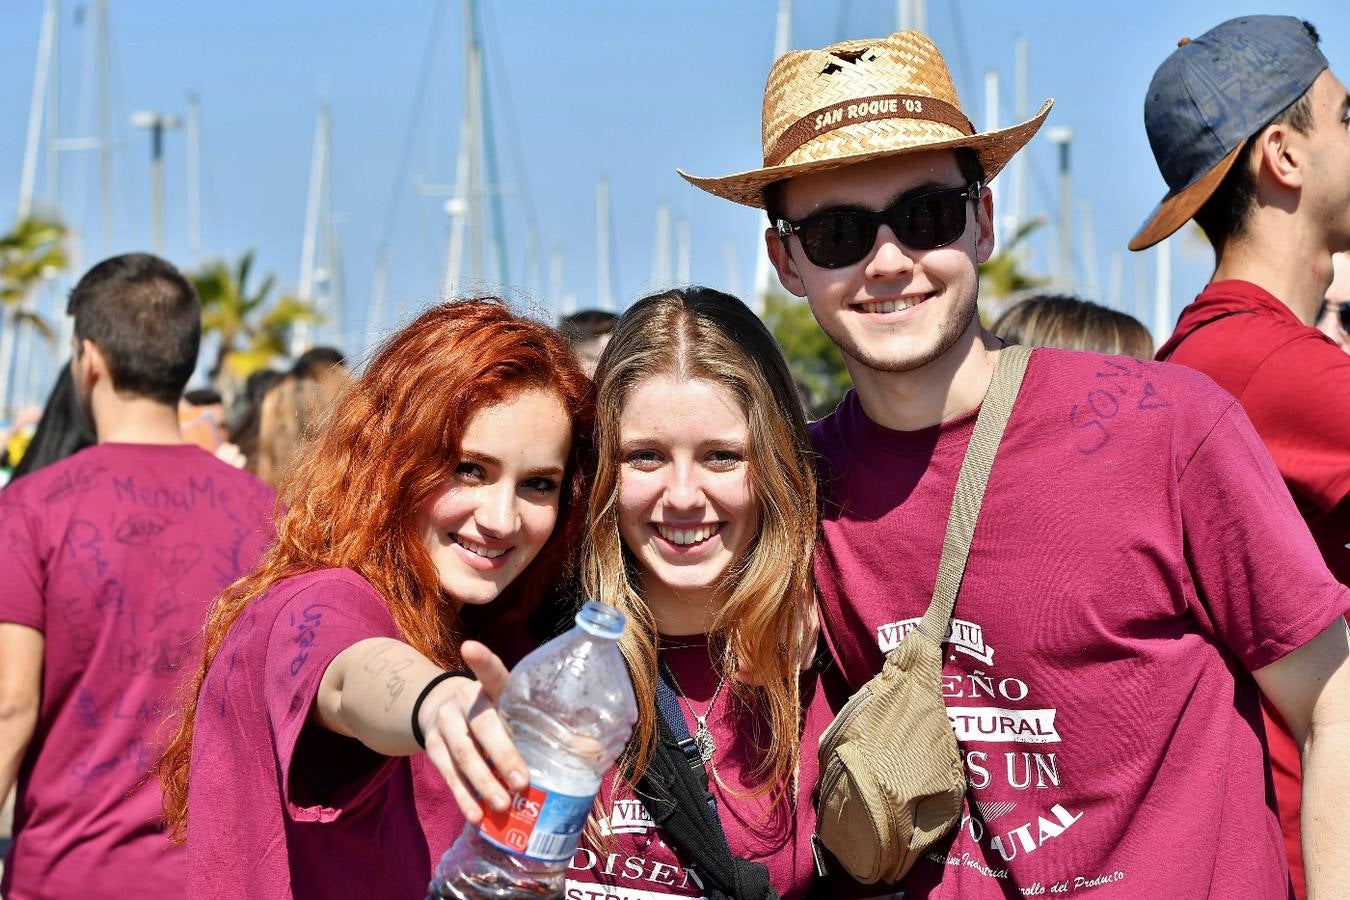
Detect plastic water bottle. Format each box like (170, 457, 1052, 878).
(428, 602, 637, 899)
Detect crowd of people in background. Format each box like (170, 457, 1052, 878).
(1, 12, 1348, 900)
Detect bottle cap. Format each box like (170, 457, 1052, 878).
(575, 601, 626, 640)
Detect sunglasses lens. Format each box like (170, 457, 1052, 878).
(790, 188, 971, 268)
(893, 190, 967, 249)
(797, 210, 876, 269)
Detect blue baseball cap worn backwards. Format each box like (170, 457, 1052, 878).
(1130, 15, 1328, 251)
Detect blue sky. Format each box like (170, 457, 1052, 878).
(2, 1, 1347, 370)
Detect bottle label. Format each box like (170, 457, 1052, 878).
(476, 782, 594, 862)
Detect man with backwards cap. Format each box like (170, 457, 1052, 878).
(1137, 17, 1350, 899)
(681, 25, 1349, 900)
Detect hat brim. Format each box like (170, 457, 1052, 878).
(1128, 141, 1243, 251)
(679, 99, 1053, 209)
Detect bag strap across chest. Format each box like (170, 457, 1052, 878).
(908, 344, 1033, 652)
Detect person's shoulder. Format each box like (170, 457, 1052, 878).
(1174, 280, 1313, 352)
(1026, 345, 1231, 394)
(248, 567, 382, 627)
(1020, 348, 1238, 453)
(0, 444, 107, 508)
(1253, 321, 1350, 378)
(271, 567, 380, 604)
(1027, 346, 1232, 402)
(256, 567, 396, 649)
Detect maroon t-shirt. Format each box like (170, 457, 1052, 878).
(0, 443, 274, 900)
(187, 567, 469, 899)
(565, 635, 848, 899)
(1157, 279, 1350, 581)
(1157, 278, 1350, 899)
(810, 348, 1349, 899)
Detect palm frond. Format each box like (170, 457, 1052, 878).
(8, 307, 56, 342)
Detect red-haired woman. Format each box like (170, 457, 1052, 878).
(157, 299, 593, 899)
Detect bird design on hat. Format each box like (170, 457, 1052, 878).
(821, 46, 878, 75)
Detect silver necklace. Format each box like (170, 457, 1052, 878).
(661, 661, 727, 763)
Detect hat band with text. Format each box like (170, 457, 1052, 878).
(764, 93, 974, 167)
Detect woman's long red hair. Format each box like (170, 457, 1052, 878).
(158, 299, 593, 840)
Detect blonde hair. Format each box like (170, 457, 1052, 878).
(582, 287, 817, 799)
(255, 362, 350, 488)
(993, 294, 1155, 359)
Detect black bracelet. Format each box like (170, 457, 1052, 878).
(410, 669, 472, 749)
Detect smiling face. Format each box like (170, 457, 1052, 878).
(616, 376, 758, 629)
(416, 388, 572, 607)
(768, 149, 995, 375)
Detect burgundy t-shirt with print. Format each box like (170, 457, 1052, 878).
(0, 443, 274, 900)
(187, 567, 476, 899)
(810, 349, 1349, 899)
(1157, 279, 1350, 582)
(565, 635, 848, 899)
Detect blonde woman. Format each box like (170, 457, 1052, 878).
(255, 359, 350, 487)
(440, 288, 846, 899)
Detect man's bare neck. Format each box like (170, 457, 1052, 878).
(846, 323, 1003, 432)
(1213, 223, 1338, 326)
(94, 395, 187, 446)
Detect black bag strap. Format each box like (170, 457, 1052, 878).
(634, 661, 777, 900)
(655, 660, 719, 815)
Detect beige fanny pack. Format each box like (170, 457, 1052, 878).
(814, 345, 1032, 885)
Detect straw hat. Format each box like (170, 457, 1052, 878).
(680, 30, 1053, 209)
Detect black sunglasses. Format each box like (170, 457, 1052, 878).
(775, 182, 983, 270)
(1327, 300, 1350, 332)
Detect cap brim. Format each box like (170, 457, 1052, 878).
(1128, 142, 1244, 251)
(679, 99, 1053, 209)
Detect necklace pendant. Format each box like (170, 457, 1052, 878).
(693, 717, 717, 762)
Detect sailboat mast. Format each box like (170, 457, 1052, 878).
(18, 0, 56, 220)
(653, 200, 671, 285)
(983, 68, 1000, 248)
(96, 0, 110, 254)
(596, 177, 612, 311)
(1081, 200, 1099, 299)
(751, 0, 792, 315)
(676, 217, 691, 284)
(4, 0, 57, 417)
(525, 222, 541, 303)
(1152, 238, 1172, 349)
(550, 243, 566, 318)
(187, 94, 201, 261)
(292, 103, 329, 357)
(469, 0, 509, 287)
(1010, 37, 1029, 242)
(464, 0, 485, 285)
(46, 0, 61, 212)
(366, 245, 389, 357)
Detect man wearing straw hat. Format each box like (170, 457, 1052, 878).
(681, 28, 1350, 899)
(1136, 17, 1350, 899)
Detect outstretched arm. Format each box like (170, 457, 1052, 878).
(1254, 617, 1350, 900)
(312, 637, 529, 823)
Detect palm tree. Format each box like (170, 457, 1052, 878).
(1, 216, 66, 331)
(192, 251, 319, 390)
(0, 216, 67, 415)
